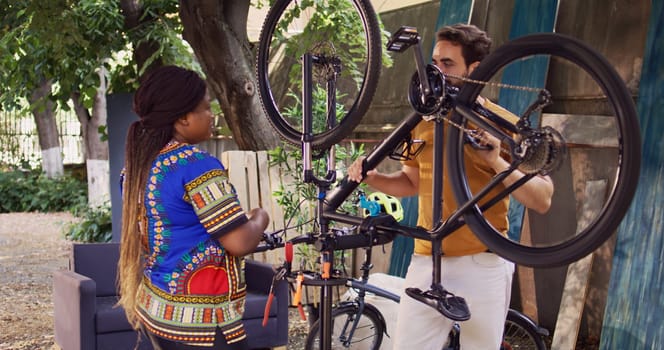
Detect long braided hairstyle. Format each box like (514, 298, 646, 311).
(118, 65, 207, 328)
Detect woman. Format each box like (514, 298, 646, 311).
(118, 65, 269, 349)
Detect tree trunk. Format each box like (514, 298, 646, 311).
(29, 78, 63, 178)
(71, 66, 110, 208)
(179, 0, 279, 151)
(119, 0, 163, 77)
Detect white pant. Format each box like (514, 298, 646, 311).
(393, 253, 514, 350)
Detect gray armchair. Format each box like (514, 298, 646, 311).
(53, 242, 288, 350)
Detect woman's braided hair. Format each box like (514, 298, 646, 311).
(117, 65, 206, 328)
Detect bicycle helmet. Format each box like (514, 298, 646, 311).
(362, 192, 404, 222)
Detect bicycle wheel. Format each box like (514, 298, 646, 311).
(305, 303, 385, 350)
(502, 309, 547, 350)
(256, 0, 382, 149)
(447, 33, 641, 267)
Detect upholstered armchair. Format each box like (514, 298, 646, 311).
(53, 242, 288, 350)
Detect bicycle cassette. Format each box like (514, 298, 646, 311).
(516, 126, 567, 175)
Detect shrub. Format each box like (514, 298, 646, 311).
(64, 204, 113, 243)
(0, 167, 87, 213)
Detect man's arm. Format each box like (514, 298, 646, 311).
(488, 158, 553, 214)
(347, 157, 420, 198)
(475, 130, 554, 214)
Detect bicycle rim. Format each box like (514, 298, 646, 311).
(256, 0, 382, 150)
(305, 304, 384, 350)
(503, 310, 547, 350)
(448, 33, 641, 267)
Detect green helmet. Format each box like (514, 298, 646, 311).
(362, 192, 404, 222)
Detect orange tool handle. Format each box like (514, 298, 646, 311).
(261, 293, 274, 327)
(322, 252, 331, 279)
(293, 273, 304, 306)
(293, 274, 307, 320)
(298, 303, 307, 321)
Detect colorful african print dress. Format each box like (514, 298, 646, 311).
(134, 141, 249, 347)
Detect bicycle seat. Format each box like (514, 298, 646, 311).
(405, 287, 470, 321)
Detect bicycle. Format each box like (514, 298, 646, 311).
(255, 1, 641, 349)
(257, 223, 548, 350)
(303, 194, 549, 350)
(303, 236, 550, 349)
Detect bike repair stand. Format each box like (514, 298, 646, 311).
(301, 52, 347, 350)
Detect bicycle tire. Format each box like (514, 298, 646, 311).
(305, 303, 385, 350)
(256, 0, 382, 150)
(502, 309, 547, 350)
(447, 33, 641, 267)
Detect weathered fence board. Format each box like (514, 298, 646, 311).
(552, 179, 607, 350)
(601, 1, 664, 347)
(499, 0, 560, 326)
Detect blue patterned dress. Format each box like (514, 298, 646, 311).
(132, 141, 249, 346)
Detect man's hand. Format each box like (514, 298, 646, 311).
(348, 156, 378, 183)
(473, 129, 506, 172)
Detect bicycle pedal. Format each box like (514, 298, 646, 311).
(441, 295, 470, 322)
(386, 26, 420, 52)
(405, 287, 471, 322)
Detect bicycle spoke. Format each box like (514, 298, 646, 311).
(306, 304, 384, 350)
(502, 319, 544, 349)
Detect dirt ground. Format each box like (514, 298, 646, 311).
(0, 212, 309, 350)
(0, 212, 77, 350)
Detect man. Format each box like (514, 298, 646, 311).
(348, 24, 554, 349)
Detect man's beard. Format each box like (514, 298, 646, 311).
(448, 69, 469, 88)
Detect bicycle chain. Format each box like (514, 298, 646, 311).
(422, 73, 557, 174)
(444, 73, 546, 93)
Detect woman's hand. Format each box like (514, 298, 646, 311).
(220, 207, 269, 256)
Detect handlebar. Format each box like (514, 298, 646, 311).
(254, 232, 317, 253)
(253, 221, 397, 254)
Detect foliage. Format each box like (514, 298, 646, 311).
(268, 142, 366, 267)
(0, 0, 195, 112)
(0, 167, 87, 213)
(64, 203, 112, 243)
(282, 86, 348, 135)
(260, 0, 393, 82)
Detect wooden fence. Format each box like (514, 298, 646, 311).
(0, 109, 83, 167)
(213, 146, 394, 272)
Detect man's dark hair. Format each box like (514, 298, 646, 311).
(436, 24, 492, 66)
